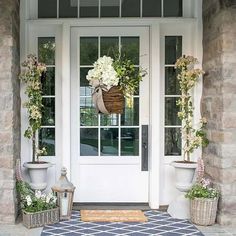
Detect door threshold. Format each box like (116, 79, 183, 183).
(73, 203, 150, 210)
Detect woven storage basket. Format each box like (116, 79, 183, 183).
(102, 86, 125, 114)
(190, 198, 218, 226)
(23, 207, 59, 228)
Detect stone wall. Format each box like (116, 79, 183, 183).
(202, 0, 236, 226)
(0, 0, 20, 224)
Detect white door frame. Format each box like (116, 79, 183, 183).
(21, 16, 202, 208)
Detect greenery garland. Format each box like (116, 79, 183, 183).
(175, 55, 209, 162)
(20, 55, 47, 162)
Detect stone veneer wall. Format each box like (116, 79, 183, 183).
(0, 0, 20, 224)
(202, 0, 236, 226)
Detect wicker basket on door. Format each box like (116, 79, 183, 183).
(102, 86, 125, 114)
(190, 198, 218, 226)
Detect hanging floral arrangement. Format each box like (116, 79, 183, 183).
(86, 55, 146, 114)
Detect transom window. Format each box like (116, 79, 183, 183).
(38, 0, 183, 18)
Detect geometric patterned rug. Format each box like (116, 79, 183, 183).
(41, 210, 204, 235)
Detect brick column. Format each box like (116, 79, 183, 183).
(0, 0, 20, 224)
(202, 0, 236, 226)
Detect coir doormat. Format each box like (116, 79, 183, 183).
(80, 210, 148, 222)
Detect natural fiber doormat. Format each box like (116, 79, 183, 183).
(80, 210, 148, 222)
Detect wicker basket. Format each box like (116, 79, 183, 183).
(22, 207, 59, 228)
(190, 198, 218, 226)
(102, 86, 125, 114)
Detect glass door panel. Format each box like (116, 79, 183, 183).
(79, 36, 140, 157)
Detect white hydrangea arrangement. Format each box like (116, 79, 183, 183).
(87, 56, 119, 91)
(86, 55, 146, 97)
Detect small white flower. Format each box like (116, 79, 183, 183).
(46, 192, 53, 203)
(35, 190, 41, 199)
(25, 195, 32, 206)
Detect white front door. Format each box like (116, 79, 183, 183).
(71, 27, 149, 202)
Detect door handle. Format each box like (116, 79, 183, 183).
(141, 125, 149, 171)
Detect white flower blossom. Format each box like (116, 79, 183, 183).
(35, 190, 41, 199)
(46, 193, 53, 203)
(25, 195, 32, 206)
(41, 193, 46, 200)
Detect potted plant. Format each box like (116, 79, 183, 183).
(86, 55, 146, 114)
(186, 177, 219, 226)
(20, 54, 52, 190)
(16, 181, 59, 228)
(167, 55, 209, 219)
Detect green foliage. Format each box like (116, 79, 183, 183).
(16, 181, 34, 198)
(113, 55, 146, 97)
(19, 54, 47, 162)
(185, 183, 220, 200)
(175, 55, 209, 161)
(16, 181, 57, 213)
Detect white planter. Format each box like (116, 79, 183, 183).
(171, 162, 197, 192)
(23, 162, 52, 190)
(167, 161, 197, 219)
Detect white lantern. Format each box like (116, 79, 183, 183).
(52, 167, 75, 220)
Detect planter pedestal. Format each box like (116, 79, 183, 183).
(168, 194, 190, 219)
(23, 162, 52, 190)
(167, 161, 197, 219)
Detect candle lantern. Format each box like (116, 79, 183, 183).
(52, 167, 75, 220)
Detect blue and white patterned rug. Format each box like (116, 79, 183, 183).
(41, 210, 203, 235)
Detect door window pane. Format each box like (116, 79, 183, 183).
(165, 67, 180, 95)
(121, 97, 139, 126)
(121, 128, 139, 156)
(80, 0, 99, 17)
(38, 38, 56, 65)
(121, 0, 140, 17)
(42, 98, 55, 126)
(42, 67, 55, 96)
(38, 0, 57, 18)
(165, 36, 182, 65)
(165, 128, 181, 156)
(80, 97, 98, 126)
(100, 114, 119, 126)
(101, 128, 118, 156)
(143, 0, 161, 17)
(59, 0, 78, 18)
(164, 0, 183, 17)
(101, 0, 120, 17)
(39, 128, 55, 156)
(80, 37, 98, 65)
(80, 128, 98, 156)
(80, 67, 93, 96)
(100, 37, 119, 58)
(165, 97, 181, 126)
(121, 37, 139, 65)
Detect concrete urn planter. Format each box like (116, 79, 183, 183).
(167, 161, 197, 219)
(23, 162, 52, 190)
